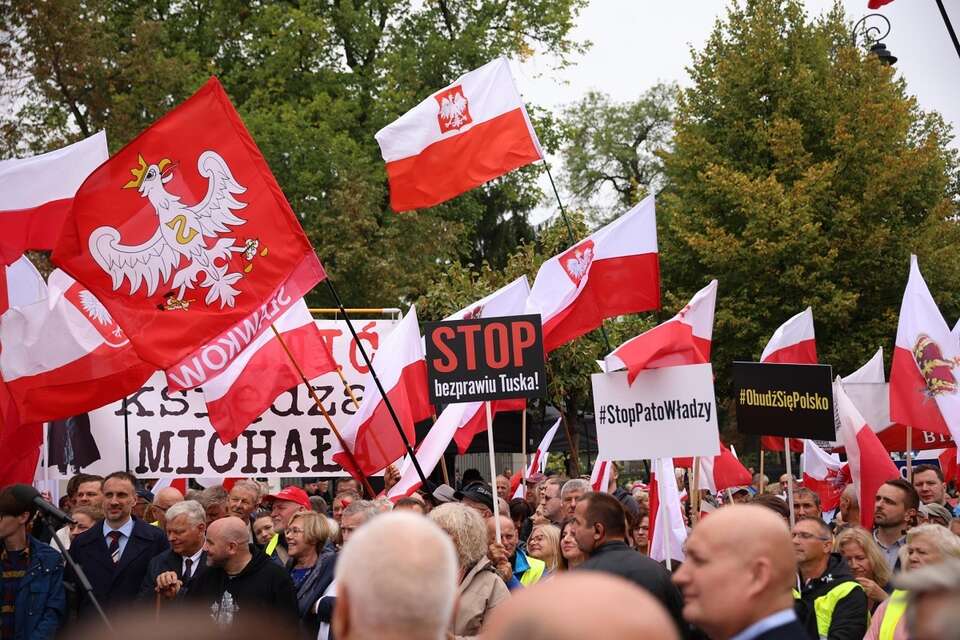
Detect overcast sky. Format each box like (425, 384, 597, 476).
(514, 0, 960, 220)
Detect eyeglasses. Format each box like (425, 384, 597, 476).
(792, 532, 831, 541)
(286, 527, 304, 536)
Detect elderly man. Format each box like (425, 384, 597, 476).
(227, 480, 263, 523)
(889, 557, 960, 640)
(561, 478, 590, 519)
(673, 504, 807, 640)
(261, 485, 311, 564)
(148, 486, 184, 529)
(333, 512, 458, 640)
(486, 515, 544, 589)
(792, 516, 868, 640)
(185, 516, 297, 628)
(142, 500, 207, 599)
(486, 573, 679, 640)
(838, 484, 860, 529)
(534, 477, 564, 526)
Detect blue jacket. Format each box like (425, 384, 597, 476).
(12, 536, 66, 640)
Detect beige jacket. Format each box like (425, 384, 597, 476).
(453, 556, 510, 639)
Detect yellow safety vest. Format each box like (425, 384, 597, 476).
(879, 590, 908, 640)
(793, 581, 865, 639)
(265, 532, 280, 556)
(519, 556, 546, 587)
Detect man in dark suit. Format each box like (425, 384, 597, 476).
(69, 471, 169, 617)
(673, 504, 808, 640)
(138, 499, 208, 600)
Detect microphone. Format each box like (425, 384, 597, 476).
(9, 484, 75, 526)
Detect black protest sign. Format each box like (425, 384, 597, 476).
(732, 362, 836, 441)
(424, 314, 546, 403)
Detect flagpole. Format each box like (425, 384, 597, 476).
(784, 437, 796, 529)
(485, 401, 502, 544)
(905, 426, 913, 479)
(431, 411, 451, 487)
(935, 0, 960, 63)
(324, 279, 430, 487)
(691, 457, 701, 524)
(656, 461, 672, 571)
(521, 410, 528, 488)
(269, 325, 376, 498)
(123, 396, 131, 473)
(759, 447, 766, 493)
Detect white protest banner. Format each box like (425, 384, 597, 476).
(42, 319, 396, 479)
(591, 363, 720, 460)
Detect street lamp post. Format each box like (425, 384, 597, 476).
(852, 13, 897, 66)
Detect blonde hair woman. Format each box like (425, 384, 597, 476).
(835, 527, 892, 612)
(526, 524, 561, 574)
(285, 510, 335, 636)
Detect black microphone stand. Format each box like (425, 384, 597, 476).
(38, 513, 113, 632)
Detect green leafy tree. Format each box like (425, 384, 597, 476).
(659, 0, 960, 448)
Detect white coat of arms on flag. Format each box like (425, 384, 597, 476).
(435, 86, 472, 133)
(560, 240, 595, 286)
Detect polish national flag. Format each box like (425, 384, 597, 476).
(387, 401, 468, 502)
(590, 458, 612, 493)
(0, 270, 156, 423)
(890, 256, 960, 443)
(0, 132, 108, 265)
(939, 446, 958, 485)
(527, 196, 660, 353)
(331, 306, 432, 482)
(801, 439, 846, 511)
(441, 277, 530, 454)
(760, 308, 816, 452)
(512, 418, 561, 499)
(648, 458, 686, 563)
(677, 441, 752, 493)
(834, 379, 900, 529)
(605, 280, 716, 384)
(202, 299, 337, 444)
(375, 58, 543, 212)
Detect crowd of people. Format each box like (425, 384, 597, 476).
(2, 460, 960, 639)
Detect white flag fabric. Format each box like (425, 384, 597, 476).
(649, 458, 686, 563)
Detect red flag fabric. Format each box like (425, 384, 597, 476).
(605, 279, 716, 384)
(512, 418, 561, 499)
(375, 58, 543, 212)
(590, 458, 612, 493)
(387, 401, 467, 502)
(867, 0, 894, 9)
(201, 299, 337, 443)
(527, 195, 659, 352)
(330, 306, 432, 482)
(890, 255, 960, 441)
(835, 379, 900, 530)
(939, 447, 958, 485)
(0, 132, 108, 266)
(52, 78, 326, 370)
(648, 458, 686, 563)
(802, 439, 845, 511)
(760, 308, 816, 452)
(0, 270, 155, 423)
(677, 441, 752, 493)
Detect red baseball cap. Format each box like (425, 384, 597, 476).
(262, 486, 311, 510)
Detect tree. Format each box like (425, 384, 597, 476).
(558, 83, 675, 221)
(659, 0, 960, 447)
(0, 0, 587, 307)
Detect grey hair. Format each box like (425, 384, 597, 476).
(342, 499, 379, 524)
(561, 478, 591, 499)
(230, 479, 264, 501)
(198, 485, 228, 508)
(428, 502, 487, 569)
(165, 500, 206, 526)
(896, 558, 960, 640)
(906, 524, 960, 560)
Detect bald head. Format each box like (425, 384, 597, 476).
(484, 573, 678, 640)
(154, 487, 184, 507)
(208, 515, 249, 543)
(672, 505, 795, 640)
(204, 516, 252, 572)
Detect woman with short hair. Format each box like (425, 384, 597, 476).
(285, 510, 336, 638)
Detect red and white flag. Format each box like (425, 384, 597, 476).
(678, 441, 752, 493)
(0, 132, 108, 266)
(648, 458, 686, 563)
(890, 255, 960, 443)
(387, 401, 467, 502)
(834, 379, 900, 529)
(443, 277, 530, 454)
(760, 307, 816, 452)
(527, 196, 660, 353)
(801, 439, 846, 512)
(512, 418, 561, 499)
(331, 306, 432, 482)
(52, 78, 326, 370)
(375, 58, 543, 212)
(590, 458, 612, 493)
(202, 299, 337, 443)
(0, 270, 156, 423)
(605, 280, 716, 384)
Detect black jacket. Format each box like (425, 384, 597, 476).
(187, 545, 298, 629)
(794, 553, 868, 640)
(578, 541, 687, 637)
(136, 548, 208, 600)
(287, 551, 337, 638)
(69, 518, 169, 618)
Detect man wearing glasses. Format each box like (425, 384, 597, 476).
(792, 517, 869, 640)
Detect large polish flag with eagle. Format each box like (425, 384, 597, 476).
(375, 57, 543, 212)
(760, 307, 816, 452)
(52, 78, 326, 370)
(889, 255, 960, 444)
(0, 132, 108, 266)
(527, 195, 660, 353)
(605, 279, 716, 384)
(0, 269, 155, 423)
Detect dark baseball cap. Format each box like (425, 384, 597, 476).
(455, 482, 495, 512)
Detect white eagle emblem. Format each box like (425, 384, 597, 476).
(436, 86, 472, 133)
(78, 289, 114, 326)
(560, 239, 596, 286)
(88, 150, 263, 310)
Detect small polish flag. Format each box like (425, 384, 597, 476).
(760, 308, 816, 452)
(527, 195, 660, 353)
(834, 378, 900, 529)
(605, 280, 716, 384)
(375, 58, 543, 212)
(648, 458, 686, 563)
(890, 255, 960, 443)
(801, 439, 846, 511)
(589, 458, 612, 493)
(512, 418, 561, 499)
(678, 441, 752, 493)
(0, 132, 108, 265)
(387, 401, 466, 502)
(331, 306, 433, 482)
